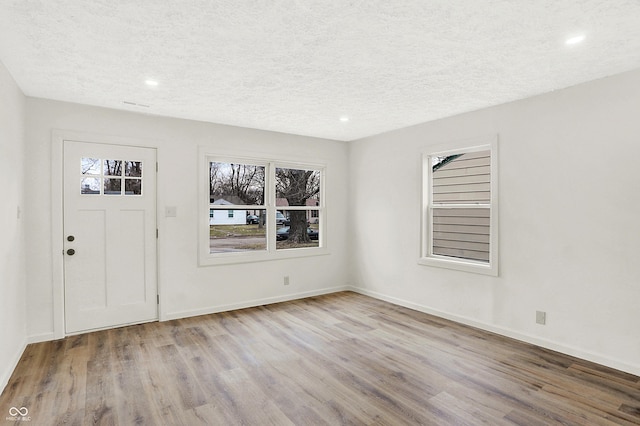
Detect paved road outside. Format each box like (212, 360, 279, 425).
(210, 236, 266, 253)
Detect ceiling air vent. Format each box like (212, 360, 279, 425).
(123, 101, 150, 108)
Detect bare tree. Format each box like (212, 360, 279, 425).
(104, 160, 123, 193)
(209, 163, 265, 205)
(209, 162, 319, 241)
(276, 168, 320, 243)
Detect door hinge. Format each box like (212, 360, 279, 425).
(156, 162, 158, 172)
(157, 294, 160, 304)
(156, 229, 158, 239)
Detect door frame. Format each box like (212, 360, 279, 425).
(52, 130, 162, 339)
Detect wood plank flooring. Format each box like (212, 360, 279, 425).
(1, 291, 639, 425)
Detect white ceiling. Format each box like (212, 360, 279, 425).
(1, 1, 639, 141)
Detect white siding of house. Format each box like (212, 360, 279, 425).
(210, 208, 246, 225)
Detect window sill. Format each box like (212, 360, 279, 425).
(199, 247, 330, 267)
(418, 256, 498, 276)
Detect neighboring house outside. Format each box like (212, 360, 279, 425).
(212, 197, 319, 225)
(276, 198, 320, 224)
(209, 198, 247, 225)
(430, 151, 491, 262)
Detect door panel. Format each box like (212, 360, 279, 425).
(63, 140, 157, 333)
(115, 210, 146, 305)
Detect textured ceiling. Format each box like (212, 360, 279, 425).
(1, 1, 639, 141)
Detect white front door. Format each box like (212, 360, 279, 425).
(63, 140, 157, 334)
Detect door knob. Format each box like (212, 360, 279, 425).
(67, 235, 75, 242)
(67, 249, 75, 255)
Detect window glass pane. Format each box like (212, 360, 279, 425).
(276, 209, 320, 250)
(203, 157, 325, 264)
(432, 150, 490, 204)
(423, 140, 497, 275)
(104, 178, 121, 195)
(125, 178, 142, 195)
(210, 209, 266, 253)
(104, 160, 123, 176)
(125, 161, 142, 177)
(275, 167, 321, 206)
(209, 162, 265, 206)
(432, 207, 490, 263)
(81, 158, 101, 175)
(245, 211, 262, 224)
(81, 177, 101, 194)
(275, 210, 289, 226)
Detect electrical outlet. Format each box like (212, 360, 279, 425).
(284, 276, 290, 286)
(536, 311, 546, 325)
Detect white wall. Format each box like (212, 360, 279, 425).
(0, 60, 27, 392)
(9, 64, 640, 383)
(24, 99, 350, 339)
(348, 68, 640, 375)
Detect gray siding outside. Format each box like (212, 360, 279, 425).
(432, 150, 491, 262)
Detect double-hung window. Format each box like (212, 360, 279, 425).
(420, 136, 498, 275)
(199, 152, 325, 266)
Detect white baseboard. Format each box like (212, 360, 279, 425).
(1, 332, 56, 394)
(349, 286, 640, 377)
(0, 338, 27, 397)
(163, 285, 351, 321)
(27, 332, 56, 344)
(16, 286, 638, 379)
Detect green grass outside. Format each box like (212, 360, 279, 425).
(210, 223, 319, 238)
(210, 224, 264, 238)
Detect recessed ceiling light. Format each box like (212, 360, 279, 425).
(565, 34, 586, 45)
(145, 79, 159, 87)
(339, 116, 350, 123)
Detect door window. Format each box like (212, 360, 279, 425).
(80, 157, 143, 195)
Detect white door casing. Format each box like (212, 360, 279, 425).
(63, 140, 157, 334)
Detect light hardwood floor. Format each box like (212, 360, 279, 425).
(1, 291, 639, 425)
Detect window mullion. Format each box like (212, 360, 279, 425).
(281, 206, 320, 211)
(432, 203, 490, 208)
(266, 161, 276, 253)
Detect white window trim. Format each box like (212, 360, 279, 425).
(198, 147, 328, 266)
(419, 135, 499, 276)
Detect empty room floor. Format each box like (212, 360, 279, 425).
(1, 292, 639, 425)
